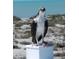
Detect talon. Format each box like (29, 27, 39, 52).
(42, 41, 48, 47)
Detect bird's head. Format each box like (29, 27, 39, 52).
(40, 7, 46, 12)
(38, 7, 46, 17)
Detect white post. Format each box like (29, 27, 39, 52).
(26, 45, 53, 59)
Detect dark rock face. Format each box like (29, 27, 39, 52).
(13, 16, 21, 24)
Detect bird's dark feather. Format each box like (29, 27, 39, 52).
(44, 20, 48, 37)
(31, 20, 37, 43)
(31, 18, 48, 44)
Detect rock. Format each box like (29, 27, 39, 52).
(13, 16, 21, 24)
(13, 45, 21, 49)
(55, 24, 65, 28)
(54, 50, 65, 56)
(13, 15, 65, 59)
(54, 56, 65, 59)
(13, 49, 26, 59)
(20, 25, 30, 30)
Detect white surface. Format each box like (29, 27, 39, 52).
(26, 45, 53, 59)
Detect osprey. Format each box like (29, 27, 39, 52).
(31, 7, 48, 46)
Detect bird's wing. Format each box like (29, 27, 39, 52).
(44, 19, 48, 37)
(31, 20, 37, 43)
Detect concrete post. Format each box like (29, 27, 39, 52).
(26, 45, 53, 59)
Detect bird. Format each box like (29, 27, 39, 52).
(30, 7, 48, 46)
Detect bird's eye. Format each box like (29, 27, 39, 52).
(40, 8, 46, 11)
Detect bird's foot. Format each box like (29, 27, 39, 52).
(36, 43, 40, 46)
(42, 41, 48, 47)
(32, 43, 37, 46)
(32, 43, 39, 46)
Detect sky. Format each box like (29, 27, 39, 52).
(13, 0, 65, 18)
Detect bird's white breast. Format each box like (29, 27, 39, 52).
(37, 21, 44, 36)
(34, 16, 45, 38)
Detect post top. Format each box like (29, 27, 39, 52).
(26, 45, 53, 49)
